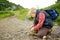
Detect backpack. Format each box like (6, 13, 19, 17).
(45, 9, 59, 20)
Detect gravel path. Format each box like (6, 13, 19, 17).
(0, 16, 60, 40)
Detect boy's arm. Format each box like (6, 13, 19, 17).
(34, 12, 45, 30)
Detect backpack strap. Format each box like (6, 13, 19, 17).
(36, 9, 40, 15)
(34, 9, 41, 25)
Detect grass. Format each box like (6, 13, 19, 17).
(0, 8, 29, 20)
(0, 11, 14, 20)
(54, 16, 60, 26)
(17, 9, 29, 20)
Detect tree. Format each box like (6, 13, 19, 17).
(57, 0, 60, 3)
(0, 0, 24, 11)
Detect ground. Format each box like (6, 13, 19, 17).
(0, 16, 60, 40)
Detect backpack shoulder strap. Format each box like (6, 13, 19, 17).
(34, 9, 41, 25)
(36, 9, 41, 14)
(35, 9, 41, 19)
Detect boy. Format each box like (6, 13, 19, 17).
(29, 8, 53, 38)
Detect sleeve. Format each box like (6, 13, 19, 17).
(34, 12, 45, 30)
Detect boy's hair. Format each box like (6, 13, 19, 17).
(28, 8, 36, 17)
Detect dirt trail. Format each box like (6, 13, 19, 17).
(0, 16, 60, 40)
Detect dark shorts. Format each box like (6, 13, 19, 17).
(36, 27, 49, 38)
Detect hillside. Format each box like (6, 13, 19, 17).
(0, 0, 29, 20)
(43, 2, 60, 13)
(0, 0, 24, 11)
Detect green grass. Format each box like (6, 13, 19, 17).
(17, 9, 29, 20)
(0, 8, 29, 20)
(54, 16, 60, 26)
(0, 11, 14, 20)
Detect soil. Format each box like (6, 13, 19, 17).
(0, 16, 60, 40)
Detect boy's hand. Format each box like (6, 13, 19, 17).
(30, 27, 35, 32)
(29, 27, 35, 35)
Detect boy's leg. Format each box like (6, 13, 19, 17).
(36, 27, 49, 38)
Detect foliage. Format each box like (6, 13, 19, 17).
(0, 0, 24, 11)
(0, 0, 27, 20)
(57, 0, 60, 3)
